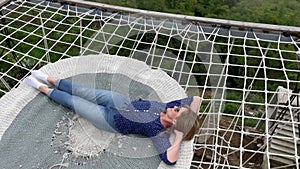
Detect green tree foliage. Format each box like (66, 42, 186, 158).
(194, 0, 230, 18)
(91, 0, 300, 26)
(229, 0, 300, 26)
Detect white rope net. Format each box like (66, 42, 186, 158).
(1, 0, 300, 168)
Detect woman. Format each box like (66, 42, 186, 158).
(25, 70, 202, 165)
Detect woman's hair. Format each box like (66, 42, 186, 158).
(173, 106, 202, 141)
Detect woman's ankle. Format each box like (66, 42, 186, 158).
(47, 77, 57, 86)
(39, 85, 50, 95)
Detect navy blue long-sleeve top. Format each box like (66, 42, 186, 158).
(113, 96, 193, 165)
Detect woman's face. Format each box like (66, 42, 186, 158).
(165, 106, 187, 124)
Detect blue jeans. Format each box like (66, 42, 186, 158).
(48, 79, 130, 133)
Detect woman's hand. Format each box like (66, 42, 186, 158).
(174, 129, 184, 139)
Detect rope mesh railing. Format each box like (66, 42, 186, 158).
(1, 0, 300, 168)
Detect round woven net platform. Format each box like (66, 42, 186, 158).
(0, 55, 195, 168)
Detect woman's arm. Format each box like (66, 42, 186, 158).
(166, 130, 184, 163)
(151, 133, 176, 165)
(190, 96, 202, 113)
(166, 96, 202, 111)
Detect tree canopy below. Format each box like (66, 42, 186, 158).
(91, 0, 300, 26)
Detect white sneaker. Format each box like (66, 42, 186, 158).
(25, 76, 47, 89)
(31, 70, 50, 85)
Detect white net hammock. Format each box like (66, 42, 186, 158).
(0, 0, 300, 168)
